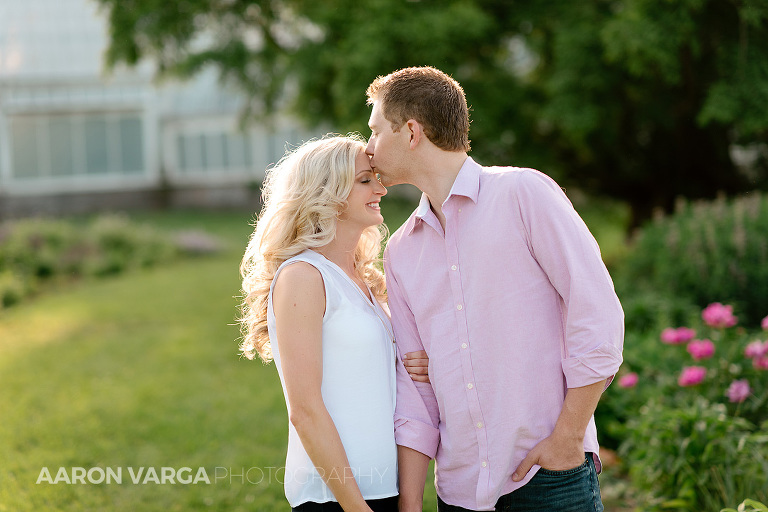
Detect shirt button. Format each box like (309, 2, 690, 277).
(456, 304, 463, 310)
(477, 422, 483, 429)
(481, 461, 487, 467)
(467, 383, 473, 389)
(461, 343, 467, 349)
(451, 265, 457, 271)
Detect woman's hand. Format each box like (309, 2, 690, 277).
(403, 350, 430, 383)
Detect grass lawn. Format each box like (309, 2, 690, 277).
(0, 194, 628, 511)
(0, 206, 439, 511)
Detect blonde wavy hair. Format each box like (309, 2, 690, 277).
(239, 134, 387, 362)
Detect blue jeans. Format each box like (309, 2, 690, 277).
(437, 454, 603, 512)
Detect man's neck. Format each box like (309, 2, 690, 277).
(412, 152, 468, 231)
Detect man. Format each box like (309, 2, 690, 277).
(365, 66, 624, 512)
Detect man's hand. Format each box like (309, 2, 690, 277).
(512, 432, 585, 481)
(403, 350, 430, 383)
(512, 379, 607, 481)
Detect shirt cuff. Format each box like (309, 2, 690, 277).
(562, 343, 623, 389)
(394, 415, 439, 459)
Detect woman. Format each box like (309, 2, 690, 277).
(239, 134, 424, 512)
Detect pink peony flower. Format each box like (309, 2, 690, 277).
(675, 327, 696, 343)
(661, 328, 679, 344)
(701, 302, 738, 328)
(754, 356, 768, 370)
(727, 380, 751, 403)
(678, 366, 707, 387)
(687, 339, 715, 360)
(618, 373, 639, 388)
(762, 315, 768, 331)
(744, 340, 768, 359)
(661, 327, 696, 344)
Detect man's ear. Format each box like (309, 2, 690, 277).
(405, 119, 422, 149)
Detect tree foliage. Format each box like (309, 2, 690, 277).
(95, 0, 768, 226)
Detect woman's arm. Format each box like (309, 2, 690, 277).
(381, 300, 430, 384)
(273, 262, 372, 512)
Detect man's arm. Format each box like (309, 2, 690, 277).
(512, 170, 624, 478)
(512, 379, 606, 480)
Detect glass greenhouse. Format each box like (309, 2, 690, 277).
(0, 0, 317, 217)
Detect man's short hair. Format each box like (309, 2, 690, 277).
(366, 66, 471, 152)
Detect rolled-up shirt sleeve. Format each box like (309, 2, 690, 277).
(515, 170, 624, 389)
(384, 248, 440, 459)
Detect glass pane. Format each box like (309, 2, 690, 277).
(11, 117, 39, 178)
(220, 133, 230, 168)
(49, 116, 74, 176)
(226, 133, 246, 168)
(84, 115, 108, 174)
(198, 133, 207, 169)
(177, 134, 187, 172)
(267, 133, 283, 166)
(180, 134, 204, 171)
(119, 117, 144, 174)
(243, 133, 252, 166)
(204, 132, 224, 170)
(70, 116, 86, 176)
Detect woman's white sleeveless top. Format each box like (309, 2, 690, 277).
(267, 249, 398, 507)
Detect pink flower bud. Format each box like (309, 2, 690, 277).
(618, 373, 639, 388)
(701, 302, 737, 328)
(727, 380, 751, 403)
(754, 356, 768, 371)
(744, 340, 768, 359)
(762, 316, 768, 331)
(661, 327, 695, 344)
(687, 339, 715, 360)
(678, 366, 707, 387)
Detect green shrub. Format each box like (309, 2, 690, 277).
(722, 499, 768, 512)
(617, 193, 768, 325)
(621, 398, 768, 512)
(596, 293, 700, 449)
(85, 214, 177, 276)
(0, 270, 28, 308)
(618, 289, 700, 335)
(612, 302, 768, 511)
(0, 218, 83, 279)
(0, 214, 184, 308)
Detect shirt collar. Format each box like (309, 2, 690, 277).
(447, 156, 481, 203)
(408, 157, 481, 235)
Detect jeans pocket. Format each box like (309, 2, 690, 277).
(511, 455, 603, 512)
(536, 456, 589, 477)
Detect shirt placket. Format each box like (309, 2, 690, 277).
(443, 199, 492, 508)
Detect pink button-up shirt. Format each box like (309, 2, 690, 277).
(384, 157, 624, 511)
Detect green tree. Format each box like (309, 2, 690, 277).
(96, 0, 768, 227)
